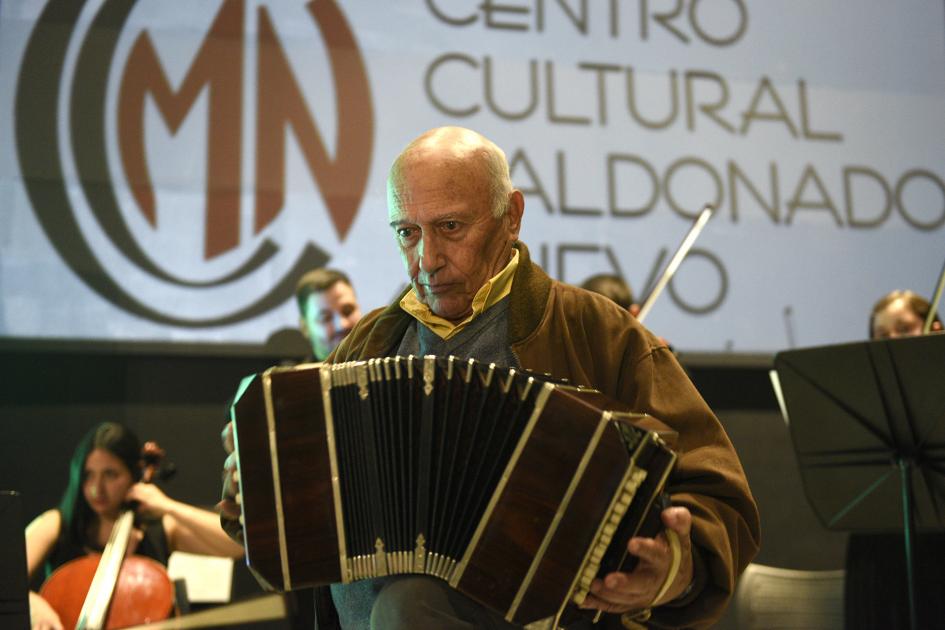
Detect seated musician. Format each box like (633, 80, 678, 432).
(844, 290, 943, 630)
(296, 268, 364, 361)
(27, 422, 245, 630)
(580, 273, 639, 317)
(220, 126, 760, 629)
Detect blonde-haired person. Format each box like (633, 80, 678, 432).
(869, 289, 942, 339)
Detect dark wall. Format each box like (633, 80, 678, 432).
(683, 356, 849, 571)
(719, 410, 847, 570)
(684, 358, 849, 630)
(0, 339, 292, 528)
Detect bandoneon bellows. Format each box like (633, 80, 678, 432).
(231, 355, 676, 625)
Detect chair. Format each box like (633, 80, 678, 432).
(733, 563, 845, 629)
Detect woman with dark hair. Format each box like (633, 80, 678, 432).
(843, 291, 945, 630)
(25, 422, 244, 630)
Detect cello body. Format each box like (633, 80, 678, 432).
(40, 552, 174, 629)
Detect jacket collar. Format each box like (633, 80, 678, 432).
(507, 241, 552, 346)
(352, 241, 552, 357)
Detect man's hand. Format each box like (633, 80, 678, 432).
(581, 506, 694, 614)
(216, 421, 243, 543)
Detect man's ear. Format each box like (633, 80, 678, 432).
(629, 304, 641, 318)
(932, 321, 943, 333)
(506, 190, 524, 239)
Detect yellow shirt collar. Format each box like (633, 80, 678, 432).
(400, 249, 519, 340)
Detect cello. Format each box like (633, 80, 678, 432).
(39, 442, 176, 629)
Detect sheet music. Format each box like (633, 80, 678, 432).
(167, 552, 234, 604)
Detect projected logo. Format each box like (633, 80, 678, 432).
(15, 0, 373, 327)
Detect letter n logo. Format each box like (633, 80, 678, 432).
(118, 0, 374, 260)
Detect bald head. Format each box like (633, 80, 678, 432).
(388, 127, 513, 219)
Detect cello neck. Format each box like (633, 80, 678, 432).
(76, 509, 136, 630)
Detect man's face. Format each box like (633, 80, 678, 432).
(388, 159, 522, 323)
(300, 281, 362, 359)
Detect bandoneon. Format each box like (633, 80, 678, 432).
(231, 355, 677, 626)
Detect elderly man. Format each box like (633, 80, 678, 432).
(295, 268, 363, 360)
(222, 127, 759, 629)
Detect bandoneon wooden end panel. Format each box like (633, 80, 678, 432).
(452, 387, 676, 625)
(231, 374, 281, 588)
(232, 365, 342, 590)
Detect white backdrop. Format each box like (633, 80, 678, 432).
(1, 0, 943, 352)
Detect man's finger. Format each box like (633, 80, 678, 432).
(221, 421, 235, 453)
(602, 571, 632, 592)
(582, 590, 635, 612)
(590, 573, 652, 604)
(217, 500, 245, 544)
(661, 506, 692, 538)
(222, 452, 239, 489)
(217, 498, 241, 520)
(582, 578, 649, 613)
(580, 592, 631, 613)
(628, 535, 668, 566)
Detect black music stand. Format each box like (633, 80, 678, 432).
(773, 334, 945, 630)
(0, 491, 30, 630)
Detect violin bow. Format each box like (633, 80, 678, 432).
(924, 256, 945, 334)
(636, 204, 715, 324)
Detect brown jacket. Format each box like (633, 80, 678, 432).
(331, 242, 760, 628)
